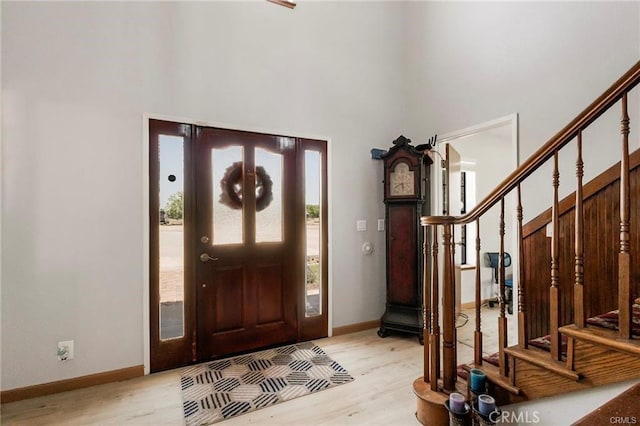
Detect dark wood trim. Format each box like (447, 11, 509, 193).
(0, 365, 143, 404)
(332, 320, 379, 336)
(523, 148, 640, 238)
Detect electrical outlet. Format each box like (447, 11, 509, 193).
(377, 219, 385, 231)
(57, 340, 74, 361)
(356, 220, 367, 232)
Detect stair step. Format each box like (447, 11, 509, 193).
(504, 345, 581, 381)
(559, 324, 640, 357)
(572, 382, 640, 425)
(461, 363, 521, 395)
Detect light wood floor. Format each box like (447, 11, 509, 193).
(2, 308, 508, 425)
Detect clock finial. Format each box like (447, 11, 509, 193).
(392, 135, 411, 146)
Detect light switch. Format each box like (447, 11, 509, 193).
(377, 219, 385, 231)
(357, 220, 367, 232)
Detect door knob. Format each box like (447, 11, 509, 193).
(200, 253, 219, 263)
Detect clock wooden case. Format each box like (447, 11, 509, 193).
(378, 135, 432, 344)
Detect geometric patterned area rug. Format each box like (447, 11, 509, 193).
(181, 341, 354, 425)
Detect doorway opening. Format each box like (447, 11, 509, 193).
(148, 119, 328, 372)
(435, 114, 519, 348)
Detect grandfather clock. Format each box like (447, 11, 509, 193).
(378, 135, 432, 344)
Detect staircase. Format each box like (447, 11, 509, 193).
(413, 61, 640, 424)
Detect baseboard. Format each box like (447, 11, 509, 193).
(0, 365, 144, 404)
(332, 320, 379, 336)
(460, 300, 490, 310)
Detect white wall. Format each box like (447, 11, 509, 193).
(405, 1, 640, 219)
(1, 1, 408, 390)
(3, 0, 639, 393)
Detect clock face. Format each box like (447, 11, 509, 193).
(389, 162, 415, 196)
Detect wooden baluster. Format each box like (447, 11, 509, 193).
(430, 225, 440, 391)
(550, 151, 562, 360)
(451, 226, 458, 372)
(619, 92, 631, 339)
(498, 198, 508, 376)
(423, 225, 430, 382)
(575, 131, 585, 328)
(517, 184, 528, 349)
(442, 223, 456, 391)
(475, 219, 483, 366)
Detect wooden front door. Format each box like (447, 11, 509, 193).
(194, 127, 298, 359)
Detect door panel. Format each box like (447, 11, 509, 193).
(211, 266, 245, 332)
(196, 127, 297, 359)
(388, 205, 418, 306)
(256, 263, 284, 325)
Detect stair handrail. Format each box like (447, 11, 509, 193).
(422, 60, 640, 227)
(418, 60, 639, 398)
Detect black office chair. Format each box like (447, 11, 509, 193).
(484, 252, 513, 315)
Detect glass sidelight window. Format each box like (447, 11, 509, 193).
(304, 150, 322, 317)
(158, 135, 185, 340)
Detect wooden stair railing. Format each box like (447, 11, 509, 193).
(517, 185, 528, 350)
(415, 60, 640, 410)
(550, 152, 561, 361)
(619, 93, 632, 339)
(574, 132, 585, 329)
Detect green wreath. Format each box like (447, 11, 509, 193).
(219, 161, 273, 211)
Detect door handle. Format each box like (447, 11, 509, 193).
(200, 253, 219, 263)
